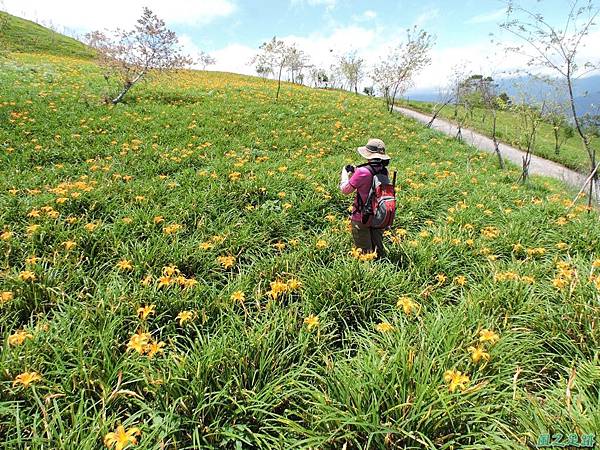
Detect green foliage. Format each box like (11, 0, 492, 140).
(0, 11, 93, 59)
(404, 99, 597, 172)
(1, 52, 599, 449)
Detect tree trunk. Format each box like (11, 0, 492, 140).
(276, 64, 283, 101)
(566, 64, 595, 208)
(427, 99, 451, 128)
(554, 127, 560, 155)
(521, 154, 530, 183)
(589, 147, 597, 206)
(492, 110, 505, 170)
(111, 71, 145, 105)
(389, 84, 399, 113)
(521, 121, 538, 183)
(111, 83, 132, 105)
(386, 87, 391, 111)
(569, 161, 600, 209)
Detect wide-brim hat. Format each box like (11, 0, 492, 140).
(357, 138, 390, 160)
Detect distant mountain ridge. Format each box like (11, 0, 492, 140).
(406, 75, 600, 116)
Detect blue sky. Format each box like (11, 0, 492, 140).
(3, 0, 595, 89)
(174, 0, 566, 50)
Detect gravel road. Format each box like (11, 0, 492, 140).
(394, 106, 598, 203)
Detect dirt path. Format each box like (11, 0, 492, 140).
(394, 106, 598, 203)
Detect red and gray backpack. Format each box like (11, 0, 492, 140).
(357, 164, 397, 229)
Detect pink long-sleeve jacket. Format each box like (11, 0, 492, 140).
(340, 165, 378, 222)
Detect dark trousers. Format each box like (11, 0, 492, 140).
(351, 220, 385, 258)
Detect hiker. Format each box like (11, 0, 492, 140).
(339, 138, 396, 259)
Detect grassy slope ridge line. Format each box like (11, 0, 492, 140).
(400, 99, 596, 173)
(1, 51, 600, 449)
(0, 11, 93, 59)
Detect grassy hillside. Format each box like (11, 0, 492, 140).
(400, 99, 597, 173)
(1, 53, 600, 449)
(0, 11, 93, 58)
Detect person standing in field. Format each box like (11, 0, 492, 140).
(339, 138, 396, 259)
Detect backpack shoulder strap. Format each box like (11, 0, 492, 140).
(353, 166, 373, 210)
(357, 163, 377, 175)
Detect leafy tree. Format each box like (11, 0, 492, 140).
(582, 113, 600, 138)
(459, 75, 496, 121)
(308, 68, 329, 88)
(85, 7, 192, 105)
(318, 70, 329, 88)
(372, 26, 434, 113)
(543, 102, 574, 155)
(497, 92, 511, 105)
(255, 64, 272, 79)
(363, 86, 375, 96)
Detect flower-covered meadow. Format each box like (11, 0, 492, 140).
(1, 53, 599, 449)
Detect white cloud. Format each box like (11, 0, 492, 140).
(178, 34, 206, 60)
(414, 8, 440, 27)
(1, 0, 236, 31)
(284, 26, 376, 65)
(571, 29, 600, 67)
(409, 27, 600, 92)
(291, 0, 336, 11)
(466, 8, 507, 25)
(364, 10, 377, 19)
(209, 43, 257, 75)
(352, 10, 377, 22)
(413, 42, 527, 91)
(209, 25, 377, 78)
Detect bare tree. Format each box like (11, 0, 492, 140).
(251, 37, 294, 100)
(479, 74, 506, 169)
(427, 65, 468, 128)
(501, 0, 600, 206)
(197, 51, 216, 70)
(454, 98, 470, 142)
(426, 88, 454, 128)
(338, 50, 365, 94)
(450, 69, 474, 141)
(325, 62, 345, 90)
(513, 90, 547, 183)
(372, 26, 434, 113)
(541, 82, 575, 155)
(85, 7, 192, 105)
(286, 45, 310, 84)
